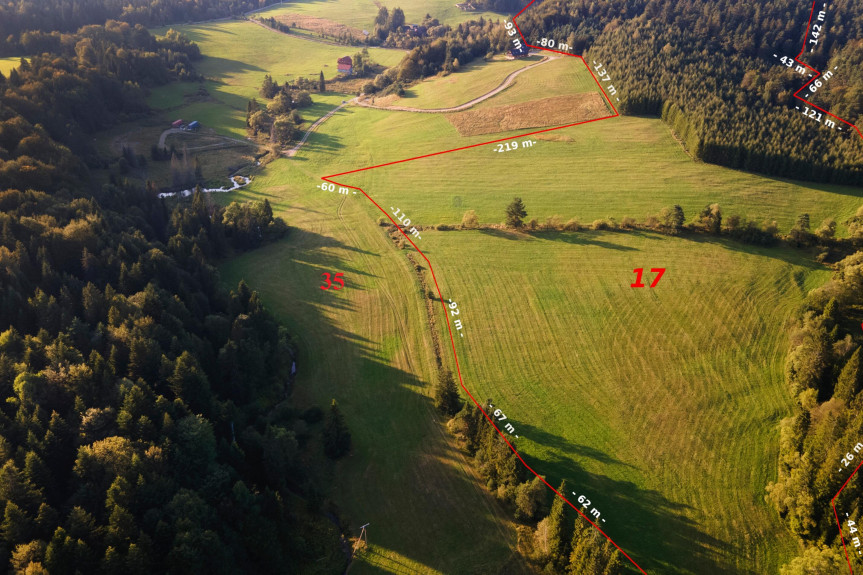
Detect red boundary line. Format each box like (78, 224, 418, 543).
(322, 1, 649, 572)
(792, 0, 863, 139)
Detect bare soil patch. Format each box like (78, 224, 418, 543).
(446, 93, 607, 136)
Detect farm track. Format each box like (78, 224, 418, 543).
(285, 99, 354, 157)
(355, 54, 558, 113)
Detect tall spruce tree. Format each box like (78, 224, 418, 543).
(323, 399, 351, 459)
(319, 70, 326, 92)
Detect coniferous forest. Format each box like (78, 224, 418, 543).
(0, 18, 345, 575)
(516, 0, 863, 185)
(0, 0, 281, 55)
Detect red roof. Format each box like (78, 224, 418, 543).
(337, 56, 352, 65)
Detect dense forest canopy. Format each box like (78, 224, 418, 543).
(765, 250, 863, 572)
(517, 0, 863, 184)
(0, 20, 345, 574)
(0, 0, 281, 54)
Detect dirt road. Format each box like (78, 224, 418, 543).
(355, 54, 557, 113)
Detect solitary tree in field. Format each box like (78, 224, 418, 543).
(319, 71, 326, 92)
(434, 368, 460, 416)
(505, 197, 527, 228)
(323, 399, 351, 459)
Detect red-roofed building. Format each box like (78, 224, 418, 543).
(337, 56, 353, 75)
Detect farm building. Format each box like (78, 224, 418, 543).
(187, 121, 200, 130)
(337, 56, 353, 75)
(455, 2, 476, 10)
(171, 119, 183, 128)
(507, 44, 530, 59)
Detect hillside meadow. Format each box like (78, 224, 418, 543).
(145, 12, 863, 572)
(147, 18, 403, 138)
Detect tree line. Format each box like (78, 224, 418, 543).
(517, 0, 863, 185)
(0, 18, 352, 574)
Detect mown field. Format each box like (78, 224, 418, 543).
(337, 111, 863, 236)
(146, 8, 863, 573)
(218, 174, 527, 575)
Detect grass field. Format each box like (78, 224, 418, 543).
(329, 111, 863, 236)
(373, 56, 540, 109)
(147, 19, 402, 139)
(148, 14, 530, 574)
(473, 55, 605, 109)
(218, 170, 528, 575)
(253, 0, 502, 29)
(139, 6, 863, 572)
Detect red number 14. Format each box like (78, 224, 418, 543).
(631, 268, 665, 288)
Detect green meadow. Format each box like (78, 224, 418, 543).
(410, 228, 823, 574)
(252, 0, 502, 29)
(147, 19, 402, 138)
(146, 10, 863, 573)
(377, 55, 539, 109)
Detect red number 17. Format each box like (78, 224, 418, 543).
(631, 268, 665, 288)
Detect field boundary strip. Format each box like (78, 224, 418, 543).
(320, 0, 654, 571)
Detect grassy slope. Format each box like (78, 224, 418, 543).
(473, 55, 603, 108)
(254, 0, 502, 29)
(147, 20, 402, 138)
(218, 167, 524, 575)
(148, 11, 863, 573)
(0, 57, 22, 76)
(375, 56, 539, 109)
(340, 112, 863, 236)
